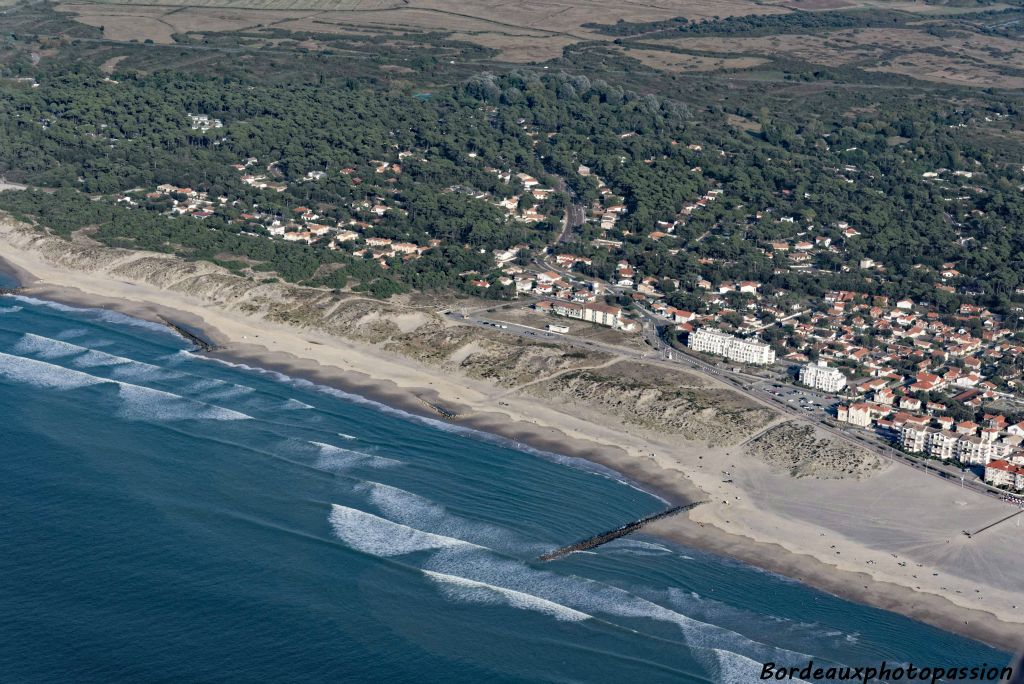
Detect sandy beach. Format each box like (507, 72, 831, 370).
(2, 220, 1024, 653)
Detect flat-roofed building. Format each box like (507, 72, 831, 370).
(688, 328, 775, 365)
(799, 361, 847, 393)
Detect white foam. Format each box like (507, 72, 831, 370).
(116, 383, 252, 422)
(283, 398, 314, 410)
(13, 333, 84, 360)
(327, 486, 783, 663)
(0, 351, 250, 421)
(423, 570, 591, 622)
(0, 305, 22, 314)
(337, 433, 357, 440)
(12, 296, 177, 336)
(74, 349, 134, 368)
(107, 361, 182, 383)
(15, 334, 168, 382)
(604, 538, 674, 556)
(0, 350, 104, 390)
(357, 481, 528, 553)
(323, 502, 816, 671)
(313, 442, 401, 471)
(53, 328, 91, 340)
(423, 547, 815, 671)
(328, 504, 480, 557)
(713, 648, 805, 684)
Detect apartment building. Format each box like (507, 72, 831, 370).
(901, 425, 1019, 464)
(687, 328, 776, 365)
(799, 360, 847, 393)
(538, 300, 624, 329)
(984, 459, 1024, 491)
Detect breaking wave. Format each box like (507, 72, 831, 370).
(116, 384, 252, 422)
(283, 398, 314, 410)
(313, 442, 402, 471)
(356, 480, 535, 554)
(0, 305, 23, 314)
(12, 296, 177, 337)
(423, 570, 591, 622)
(0, 350, 104, 390)
(13, 333, 84, 360)
(325, 500, 815, 673)
(14, 333, 175, 384)
(328, 504, 481, 557)
(0, 351, 250, 421)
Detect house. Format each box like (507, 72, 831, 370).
(899, 396, 921, 411)
(837, 402, 885, 428)
(738, 281, 760, 294)
(672, 310, 697, 324)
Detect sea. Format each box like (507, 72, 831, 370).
(0, 286, 1013, 683)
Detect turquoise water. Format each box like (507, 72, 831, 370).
(0, 294, 1012, 682)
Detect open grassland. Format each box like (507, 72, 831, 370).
(653, 26, 1024, 88)
(33, 0, 1024, 86)
(614, 46, 768, 73)
(55, 0, 793, 58)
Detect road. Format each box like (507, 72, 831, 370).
(447, 305, 1018, 507)
(553, 178, 586, 245)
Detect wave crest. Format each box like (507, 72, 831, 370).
(0, 351, 251, 421)
(423, 570, 591, 622)
(327, 504, 480, 557)
(313, 442, 401, 471)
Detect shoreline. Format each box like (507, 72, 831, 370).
(1, 244, 1023, 654)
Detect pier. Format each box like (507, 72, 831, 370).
(538, 501, 704, 562)
(158, 316, 221, 352)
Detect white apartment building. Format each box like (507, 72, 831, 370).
(687, 328, 776, 365)
(901, 425, 1017, 465)
(799, 360, 847, 393)
(548, 301, 624, 329)
(985, 459, 1024, 491)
